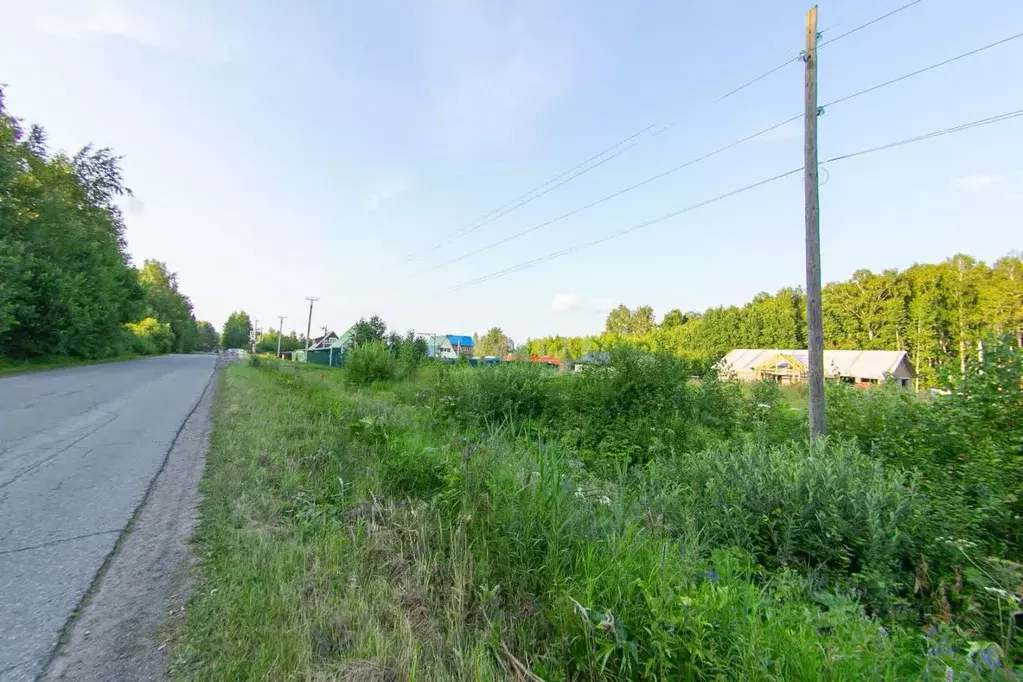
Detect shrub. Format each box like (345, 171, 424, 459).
(434, 362, 553, 425)
(646, 438, 921, 582)
(345, 341, 397, 385)
(124, 316, 174, 354)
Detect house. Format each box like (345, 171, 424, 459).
(572, 351, 611, 372)
(426, 334, 474, 360)
(717, 349, 915, 387)
(308, 331, 339, 350)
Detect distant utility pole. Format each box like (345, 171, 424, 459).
(804, 5, 827, 439)
(276, 315, 286, 358)
(304, 297, 319, 350)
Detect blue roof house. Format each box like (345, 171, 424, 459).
(427, 334, 475, 359)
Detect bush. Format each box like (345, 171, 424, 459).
(434, 362, 553, 425)
(646, 438, 921, 583)
(345, 341, 397, 385)
(124, 317, 174, 355)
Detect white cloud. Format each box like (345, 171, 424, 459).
(33, 0, 244, 61)
(551, 293, 579, 311)
(36, 0, 169, 47)
(952, 173, 1002, 191)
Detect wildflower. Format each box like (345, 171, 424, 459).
(704, 568, 720, 583)
(574, 488, 585, 499)
(597, 495, 611, 506)
(877, 626, 889, 637)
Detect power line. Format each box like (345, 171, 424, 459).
(441, 108, 1023, 294)
(818, 0, 926, 48)
(430, 30, 1022, 272)
(823, 30, 1023, 108)
(407, 125, 658, 261)
(821, 108, 1023, 164)
(427, 115, 803, 272)
(406, 0, 931, 264)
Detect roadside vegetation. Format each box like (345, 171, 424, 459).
(173, 335, 1022, 680)
(0, 88, 217, 363)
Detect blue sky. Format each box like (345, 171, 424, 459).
(2, 0, 1021, 344)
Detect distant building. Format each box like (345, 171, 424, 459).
(426, 334, 474, 360)
(717, 349, 915, 387)
(308, 331, 339, 350)
(572, 351, 611, 372)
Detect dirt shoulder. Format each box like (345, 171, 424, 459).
(41, 372, 218, 681)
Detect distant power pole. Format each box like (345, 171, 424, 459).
(304, 297, 319, 350)
(276, 315, 286, 358)
(804, 5, 827, 439)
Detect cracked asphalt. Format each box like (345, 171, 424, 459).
(0, 355, 215, 681)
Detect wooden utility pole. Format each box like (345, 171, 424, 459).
(304, 296, 318, 351)
(804, 5, 827, 439)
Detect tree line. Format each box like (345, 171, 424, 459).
(523, 253, 1022, 386)
(0, 90, 217, 359)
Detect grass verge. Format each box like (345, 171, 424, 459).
(169, 363, 1006, 681)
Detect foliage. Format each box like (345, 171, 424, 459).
(194, 321, 218, 352)
(0, 89, 202, 361)
(351, 315, 387, 345)
(345, 341, 397, 385)
(435, 361, 553, 424)
(525, 253, 1023, 387)
(0, 90, 142, 359)
(137, 259, 197, 353)
(175, 364, 1011, 680)
(125, 316, 174, 355)
(254, 328, 302, 355)
(647, 438, 920, 590)
(379, 443, 448, 499)
(475, 326, 512, 357)
(220, 311, 252, 350)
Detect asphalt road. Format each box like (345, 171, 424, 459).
(0, 355, 216, 681)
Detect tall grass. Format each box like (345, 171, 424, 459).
(173, 339, 1023, 679)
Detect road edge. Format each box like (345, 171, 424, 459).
(39, 363, 219, 680)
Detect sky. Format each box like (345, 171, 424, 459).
(2, 0, 1021, 344)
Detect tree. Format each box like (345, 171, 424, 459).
(254, 329, 302, 355)
(195, 321, 218, 351)
(352, 315, 387, 345)
(221, 311, 252, 349)
(661, 309, 686, 330)
(0, 90, 144, 359)
(125, 317, 173, 354)
(605, 305, 633, 336)
(478, 327, 511, 357)
(632, 305, 656, 336)
(0, 90, 206, 360)
(137, 259, 196, 353)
